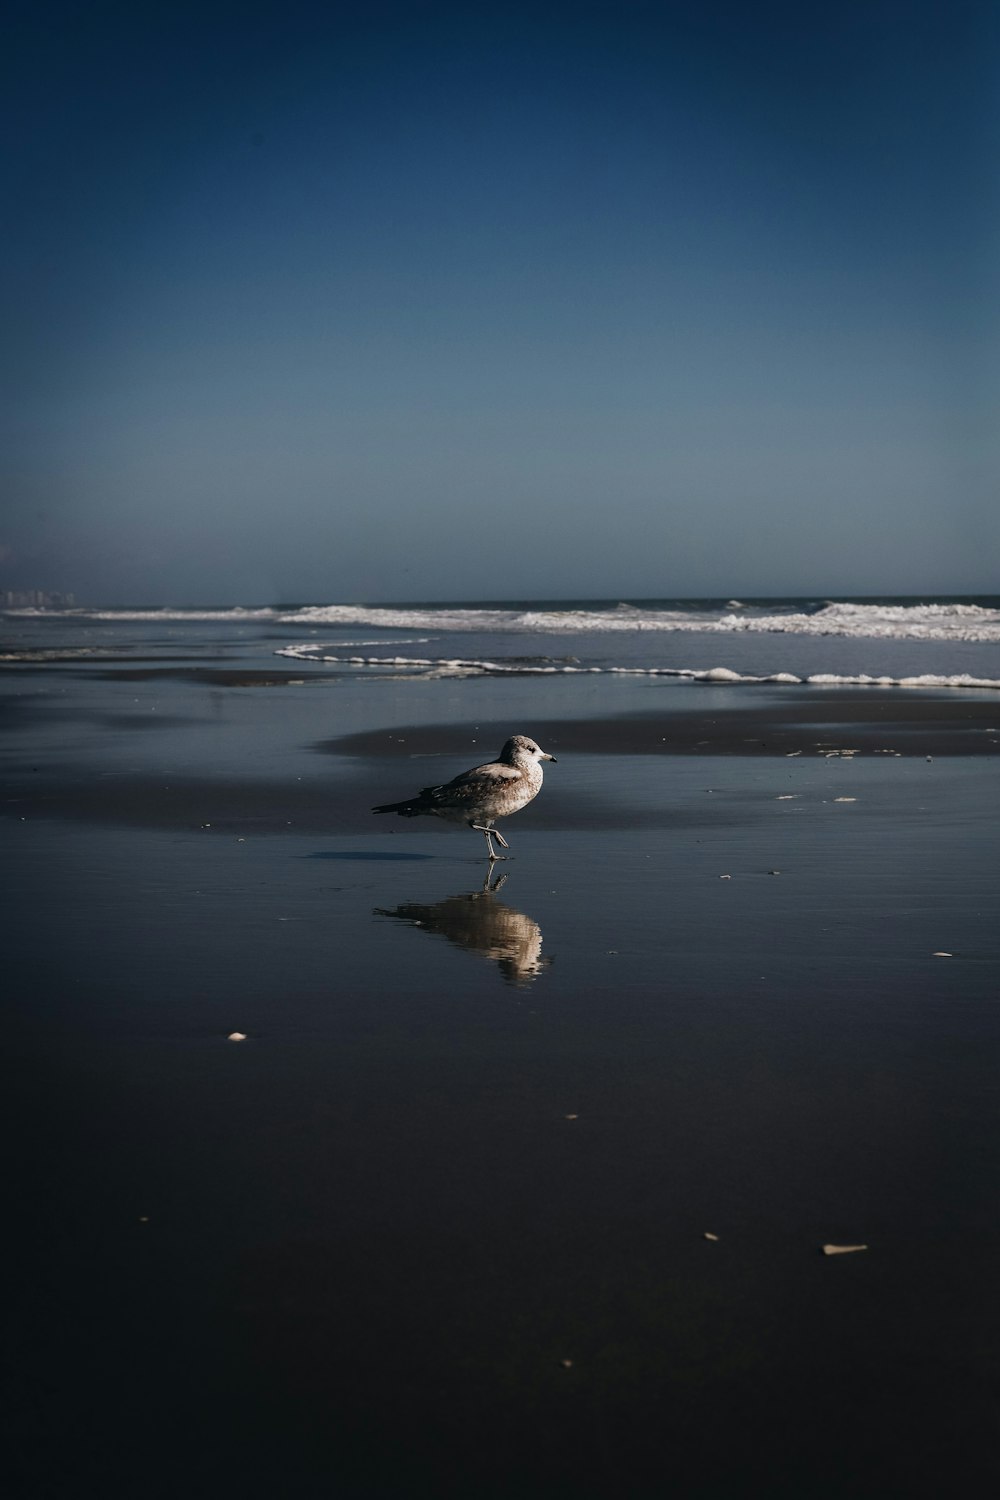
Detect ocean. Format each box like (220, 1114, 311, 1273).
(5, 593, 1000, 687)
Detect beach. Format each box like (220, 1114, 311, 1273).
(4, 602, 1000, 1495)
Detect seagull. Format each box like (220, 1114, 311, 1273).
(372, 734, 556, 860)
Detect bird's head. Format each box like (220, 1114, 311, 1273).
(501, 735, 557, 764)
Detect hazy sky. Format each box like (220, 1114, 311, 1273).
(3, 0, 997, 604)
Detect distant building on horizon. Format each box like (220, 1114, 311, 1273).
(1, 589, 75, 609)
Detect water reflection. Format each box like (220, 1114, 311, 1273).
(375, 873, 552, 986)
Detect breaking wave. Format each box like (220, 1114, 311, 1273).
(9, 599, 1000, 643)
(274, 644, 1000, 690)
(277, 599, 1000, 642)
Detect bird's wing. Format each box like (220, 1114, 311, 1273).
(419, 762, 521, 804)
(451, 762, 522, 787)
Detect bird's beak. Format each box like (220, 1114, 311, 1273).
(543, 752, 557, 762)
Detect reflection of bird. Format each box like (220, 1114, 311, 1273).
(372, 735, 556, 860)
(375, 873, 552, 986)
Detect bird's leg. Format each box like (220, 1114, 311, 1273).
(472, 823, 507, 861)
(492, 828, 510, 849)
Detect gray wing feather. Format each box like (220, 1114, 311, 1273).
(424, 764, 520, 794)
(452, 763, 522, 786)
(420, 762, 522, 807)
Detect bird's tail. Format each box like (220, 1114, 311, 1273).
(372, 798, 424, 817)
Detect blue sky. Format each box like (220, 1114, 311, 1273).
(2, 0, 997, 604)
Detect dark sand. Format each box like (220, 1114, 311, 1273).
(331, 688, 1000, 757)
(4, 677, 1000, 1496)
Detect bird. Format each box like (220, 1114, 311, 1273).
(372, 734, 556, 860)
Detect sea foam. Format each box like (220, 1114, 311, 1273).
(9, 599, 1000, 643)
(274, 645, 1000, 690)
(278, 599, 1000, 643)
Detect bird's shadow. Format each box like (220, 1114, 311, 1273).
(375, 872, 553, 986)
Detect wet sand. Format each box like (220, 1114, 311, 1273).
(331, 687, 1000, 757)
(4, 675, 1000, 1495)
(5, 689, 998, 837)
